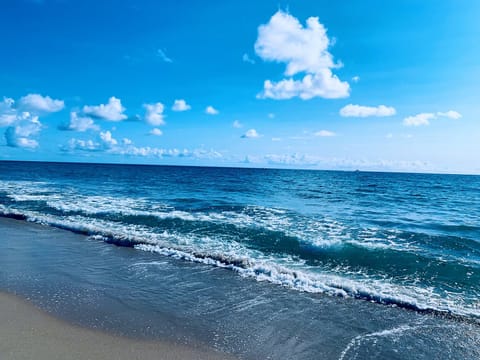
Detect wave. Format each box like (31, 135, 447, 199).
(1, 204, 479, 322)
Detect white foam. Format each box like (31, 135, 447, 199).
(2, 184, 480, 320)
(338, 323, 457, 360)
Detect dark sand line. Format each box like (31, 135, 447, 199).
(0, 291, 233, 360)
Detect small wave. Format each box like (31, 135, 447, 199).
(134, 244, 480, 322)
(1, 205, 479, 322)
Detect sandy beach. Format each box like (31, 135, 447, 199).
(0, 291, 232, 360)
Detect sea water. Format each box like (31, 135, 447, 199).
(1, 161, 479, 358)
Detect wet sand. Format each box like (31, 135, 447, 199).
(0, 291, 232, 360)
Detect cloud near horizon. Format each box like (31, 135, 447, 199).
(340, 104, 396, 117)
(403, 110, 461, 127)
(314, 130, 335, 137)
(255, 10, 349, 100)
(63, 131, 223, 160)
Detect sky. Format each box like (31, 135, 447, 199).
(1, 0, 479, 174)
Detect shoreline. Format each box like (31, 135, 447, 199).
(0, 290, 233, 360)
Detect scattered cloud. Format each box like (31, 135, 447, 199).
(403, 110, 462, 127)
(340, 104, 396, 118)
(233, 120, 243, 128)
(4, 113, 41, 149)
(205, 106, 219, 115)
(255, 10, 349, 100)
(19, 94, 64, 113)
(244, 153, 433, 172)
(0, 97, 17, 126)
(171, 99, 191, 112)
(64, 131, 128, 152)
(437, 110, 462, 120)
(314, 130, 335, 137)
(403, 113, 435, 127)
(242, 53, 255, 64)
(352, 76, 360, 83)
(66, 138, 101, 152)
(241, 129, 260, 138)
(59, 112, 99, 132)
(271, 137, 282, 142)
(63, 134, 223, 160)
(0, 96, 58, 147)
(143, 102, 165, 126)
(259, 71, 349, 100)
(150, 128, 163, 136)
(268, 113, 275, 119)
(157, 49, 172, 63)
(99, 130, 118, 148)
(83, 97, 127, 121)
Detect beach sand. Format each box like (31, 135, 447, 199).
(0, 291, 232, 360)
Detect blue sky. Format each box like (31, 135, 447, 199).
(1, 0, 479, 173)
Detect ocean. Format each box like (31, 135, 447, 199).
(1, 161, 479, 359)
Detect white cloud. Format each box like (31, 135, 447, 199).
(66, 138, 101, 152)
(314, 130, 335, 137)
(83, 97, 127, 121)
(150, 128, 163, 136)
(4, 113, 41, 149)
(437, 110, 462, 120)
(404, 110, 462, 127)
(403, 113, 436, 127)
(1, 94, 62, 148)
(386, 133, 393, 139)
(63, 136, 223, 160)
(340, 104, 396, 117)
(0, 97, 17, 126)
(233, 120, 243, 128)
(255, 10, 349, 100)
(64, 134, 130, 152)
(99, 130, 118, 148)
(271, 137, 282, 142)
(205, 106, 219, 115)
(352, 76, 360, 83)
(19, 94, 64, 113)
(268, 113, 275, 119)
(172, 99, 191, 112)
(60, 112, 99, 132)
(157, 49, 172, 63)
(242, 53, 255, 64)
(259, 70, 349, 100)
(241, 129, 260, 138)
(143, 102, 165, 126)
(260, 154, 433, 172)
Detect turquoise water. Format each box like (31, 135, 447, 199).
(1, 161, 479, 321)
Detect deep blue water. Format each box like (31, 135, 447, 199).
(1, 161, 480, 321)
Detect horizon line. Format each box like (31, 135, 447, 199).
(0, 159, 478, 177)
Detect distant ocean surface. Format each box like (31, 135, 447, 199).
(1, 161, 479, 322)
